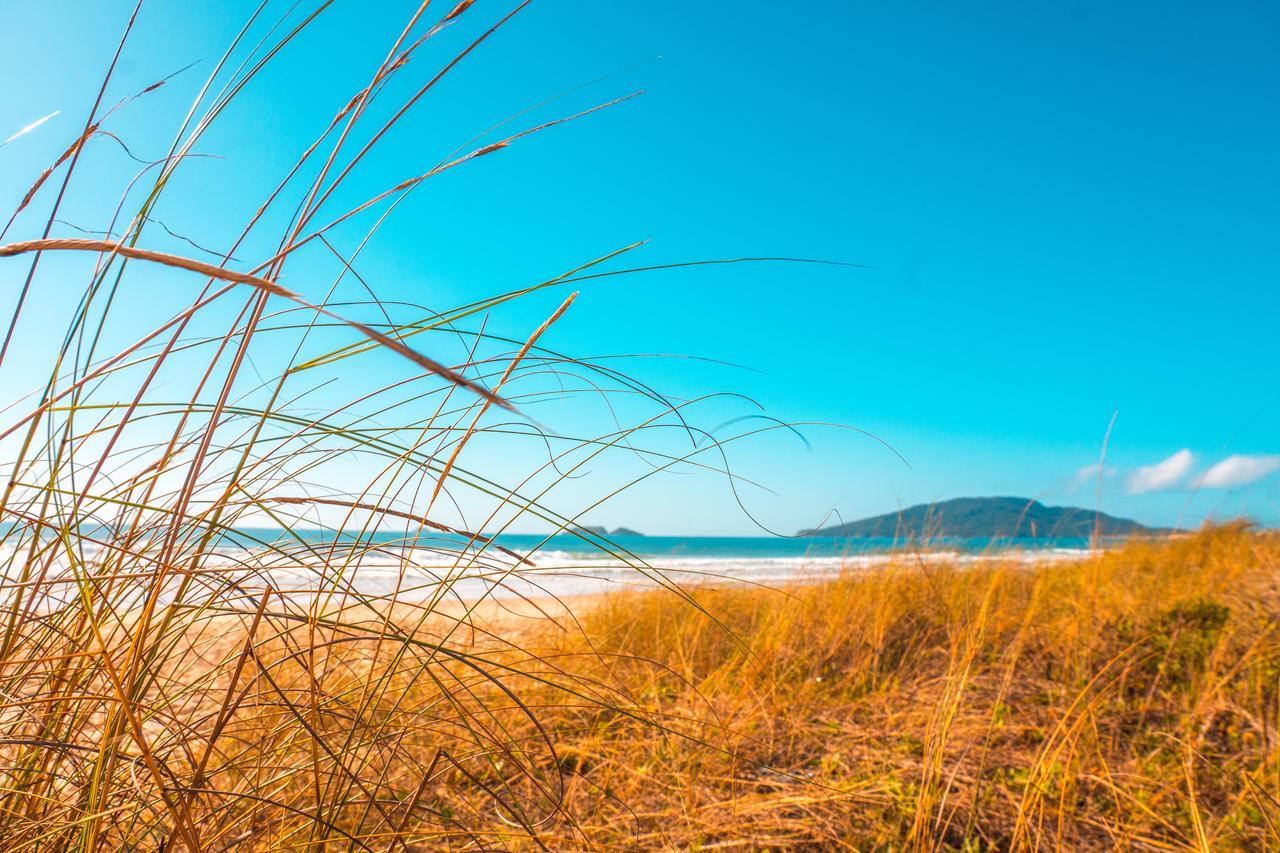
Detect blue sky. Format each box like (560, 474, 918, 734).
(1, 1, 1278, 534)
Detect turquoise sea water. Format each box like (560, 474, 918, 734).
(229, 529, 1097, 558)
(196, 530, 1104, 599)
(20, 528, 1103, 605)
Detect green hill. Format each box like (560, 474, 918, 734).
(801, 496, 1167, 539)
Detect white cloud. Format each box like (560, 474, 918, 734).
(1199, 454, 1280, 489)
(1127, 449, 1194, 493)
(1070, 462, 1114, 491)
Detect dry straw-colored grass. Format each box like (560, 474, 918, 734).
(0, 2, 824, 848)
(2, 2, 1274, 851)
(529, 525, 1280, 850)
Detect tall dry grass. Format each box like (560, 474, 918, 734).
(0, 2, 768, 848)
(3, 4, 1272, 852)
(521, 525, 1280, 850)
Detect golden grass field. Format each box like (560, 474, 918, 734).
(4, 526, 1277, 849)
(536, 525, 1280, 851)
(1, 4, 1275, 850)
(480, 524, 1280, 851)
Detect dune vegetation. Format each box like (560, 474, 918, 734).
(530, 524, 1280, 850)
(1, 3, 1275, 851)
(0, 2, 820, 849)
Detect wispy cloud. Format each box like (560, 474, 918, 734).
(1, 110, 60, 148)
(1070, 462, 1114, 491)
(1199, 454, 1280, 489)
(1127, 449, 1194, 493)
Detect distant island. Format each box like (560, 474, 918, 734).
(800, 496, 1169, 539)
(579, 525, 645, 537)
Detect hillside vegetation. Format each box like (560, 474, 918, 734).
(803, 495, 1164, 538)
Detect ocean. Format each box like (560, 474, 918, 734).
(2, 528, 1102, 610)
(204, 530, 1100, 602)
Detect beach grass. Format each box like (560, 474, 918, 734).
(0, 3, 789, 848)
(1, 3, 1276, 850)
(507, 524, 1280, 850)
(2, 520, 1273, 848)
